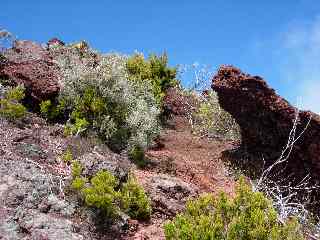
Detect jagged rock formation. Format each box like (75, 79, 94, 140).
(212, 65, 320, 180)
(0, 40, 60, 102)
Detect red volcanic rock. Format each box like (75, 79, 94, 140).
(0, 40, 60, 102)
(163, 87, 198, 116)
(212, 65, 320, 180)
(47, 38, 65, 49)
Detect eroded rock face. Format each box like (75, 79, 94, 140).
(0, 40, 60, 102)
(212, 65, 320, 180)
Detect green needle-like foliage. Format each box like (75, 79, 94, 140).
(121, 175, 152, 220)
(0, 85, 27, 120)
(82, 170, 121, 218)
(127, 52, 178, 106)
(164, 177, 304, 240)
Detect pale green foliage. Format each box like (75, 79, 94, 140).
(39, 99, 64, 120)
(70, 159, 87, 191)
(0, 85, 26, 120)
(39, 100, 52, 118)
(164, 177, 304, 240)
(51, 44, 160, 151)
(71, 176, 87, 191)
(121, 175, 152, 220)
(193, 90, 240, 140)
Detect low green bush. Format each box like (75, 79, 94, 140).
(39, 99, 65, 121)
(0, 85, 27, 120)
(121, 175, 152, 220)
(164, 177, 304, 240)
(64, 117, 89, 136)
(126, 52, 178, 106)
(61, 148, 73, 163)
(82, 170, 121, 218)
(71, 162, 152, 220)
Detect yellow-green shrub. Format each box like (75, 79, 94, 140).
(39, 99, 65, 121)
(164, 177, 304, 240)
(82, 170, 121, 218)
(126, 53, 178, 106)
(71, 163, 152, 220)
(121, 175, 151, 220)
(0, 85, 26, 120)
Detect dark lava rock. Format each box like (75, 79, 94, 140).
(0, 40, 60, 102)
(212, 65, 320, 181)
(145, 174, 198, 216)
(78, 146, 131, 183)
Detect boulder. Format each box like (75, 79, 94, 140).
(0, 40, 60, 102)
(77, 146, 131, 183)
(212, 65, 320, 180)
(144, 174, 198, 216)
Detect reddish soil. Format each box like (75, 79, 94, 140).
(129, 116, 237, 239)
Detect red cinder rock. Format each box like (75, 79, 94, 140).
(163, 87, 198, 116)
(212, 65, 320, 180)
(0, 40, 60, 102)
(47, 38, 65, 49)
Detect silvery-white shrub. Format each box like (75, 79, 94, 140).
(51, 44, 160, 150)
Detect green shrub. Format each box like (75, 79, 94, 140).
(70, 164, 152, 220)
(121, 175, 152, 220)
(71, 176, 87, 191)
(82, 170, 121, 218)
(64, 117, 89, 136)
(129, 145, 147, 168)
(164, 177, 304, 240)
(61, 148, 73, 163)
(39, 99, 64, 120)
(0, 85, 27, 120)
(50, 45, 160, 152)
(126, 52, 178, 106)
(71, 160, 83, 178)
(192, 90, 240, 140)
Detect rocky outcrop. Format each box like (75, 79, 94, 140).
(0, 40, 60, 102)
(212, 65, 320, 180)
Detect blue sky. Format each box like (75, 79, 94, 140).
(1, 1, 320, 112)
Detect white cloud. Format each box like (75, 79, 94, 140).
(281, 16, 320, 113)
